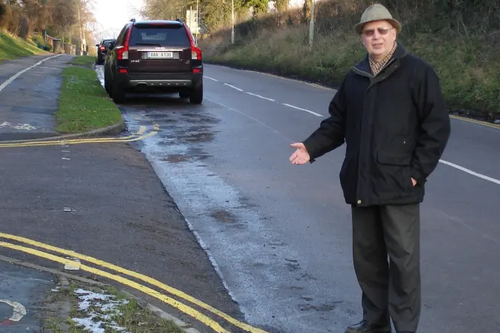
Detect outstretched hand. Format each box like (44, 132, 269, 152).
(289, 143, 310, 165)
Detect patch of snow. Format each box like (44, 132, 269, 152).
(72, 317, 105, 333)
(72, 288, 130, 333)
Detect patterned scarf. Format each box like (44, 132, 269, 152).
(369, 42, 397, 76)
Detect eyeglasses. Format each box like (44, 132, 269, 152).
(362, 27, 394, 37)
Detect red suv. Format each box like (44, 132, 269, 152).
(104, 19, 203, 104)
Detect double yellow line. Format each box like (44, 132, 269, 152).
(0, 232, 269, 333)
(0, 126, 157, 148)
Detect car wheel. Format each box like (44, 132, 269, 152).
(189, 83, 203, 104)
(112, 81, 126, 104)
(104, 72, 110, 95)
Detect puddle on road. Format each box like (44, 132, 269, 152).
(210, 209, 237, 223)
(163, 154, 191, 163)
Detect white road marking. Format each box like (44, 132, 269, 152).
(0, 300, 27, 322)
(439, 159, 500, 186)
(224, 83, 243, 92)
(246, 92, 275, 102)
(0, 122, 37, 131)
(282, 103, 323, 117)
(204, 76, 218, 82)
(0, 55, 61, 93)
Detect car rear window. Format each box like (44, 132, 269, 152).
(129, 24, 190, 47)
(103, 40, 114, 46)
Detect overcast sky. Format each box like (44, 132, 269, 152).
(91, 0, 145, 38)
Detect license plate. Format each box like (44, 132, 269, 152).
(146, 51, 173, 59)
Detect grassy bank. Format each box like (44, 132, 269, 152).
(200, 0, 500, 121)
(56, 58, 122, 133)
(0, 30, 47, 61)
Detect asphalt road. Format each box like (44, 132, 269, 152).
(0, 142, 241, 332)
(112, 63, 500, 333)
(0, 261, 55, 332)
(0, 55, 72, 140)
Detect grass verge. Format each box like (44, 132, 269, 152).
(56, 64, 122, 133)
(43, 282, 187, 333)
(0, 30, 47, 61)
(71, 55, 97, 67)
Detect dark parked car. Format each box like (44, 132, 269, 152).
(104, 19, 203, 104)
(95, 39, 115, 65)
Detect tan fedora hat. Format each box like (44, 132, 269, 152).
(355, 4, 402, 34)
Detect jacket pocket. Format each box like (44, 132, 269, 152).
(377, 152, 413, 192)
(376, 152, 411, 166)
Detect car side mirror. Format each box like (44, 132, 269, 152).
(95, 44, 99, 47)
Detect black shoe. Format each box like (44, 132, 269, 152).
(345, 319, 391, 333)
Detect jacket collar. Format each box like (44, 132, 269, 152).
(353, 42, 408, 78)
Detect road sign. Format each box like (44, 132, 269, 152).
(186, 9, 200, 34)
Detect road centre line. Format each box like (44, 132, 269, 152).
(204, 76, 219, 82)
(245, 92, 275, 102)
(0, 241, 229, 333)
(0, 55, 61, 93)
(0, 232, 269, 333)
(439, 159, 500, 186)
(282, 103, 323, 117)
(223, 83, 244, 92)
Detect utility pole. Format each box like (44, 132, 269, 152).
(231, 0, 235, 44)
(77, 1, 84, 55)
(309, 0, 314, 51)
(196, 0, 199, 44)
(190, 5, 193, 35)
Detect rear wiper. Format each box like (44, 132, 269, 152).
(134, 43, 163, 46)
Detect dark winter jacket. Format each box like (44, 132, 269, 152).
(303, 43, 451, 207)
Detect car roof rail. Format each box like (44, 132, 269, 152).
(176, 18, 184, 23)
(130, 18, 136, 22)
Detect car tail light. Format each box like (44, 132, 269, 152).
(185, 26, 202, 60)
(118, 25, 134, 60)
(193, 68, 201, 74)
(119, 68, 128, 74)
(100, 45, 105, 51)
(191, 47, 202, 60)
(117, 48, 129, 60)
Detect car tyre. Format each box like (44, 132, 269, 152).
(112, 80, 126, 104)
(104, 71, 111, 96)
(189, 83, 203, 104)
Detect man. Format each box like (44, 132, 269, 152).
(289, 3, 450, 333)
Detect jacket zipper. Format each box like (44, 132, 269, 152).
(350, 58, 398, 205)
